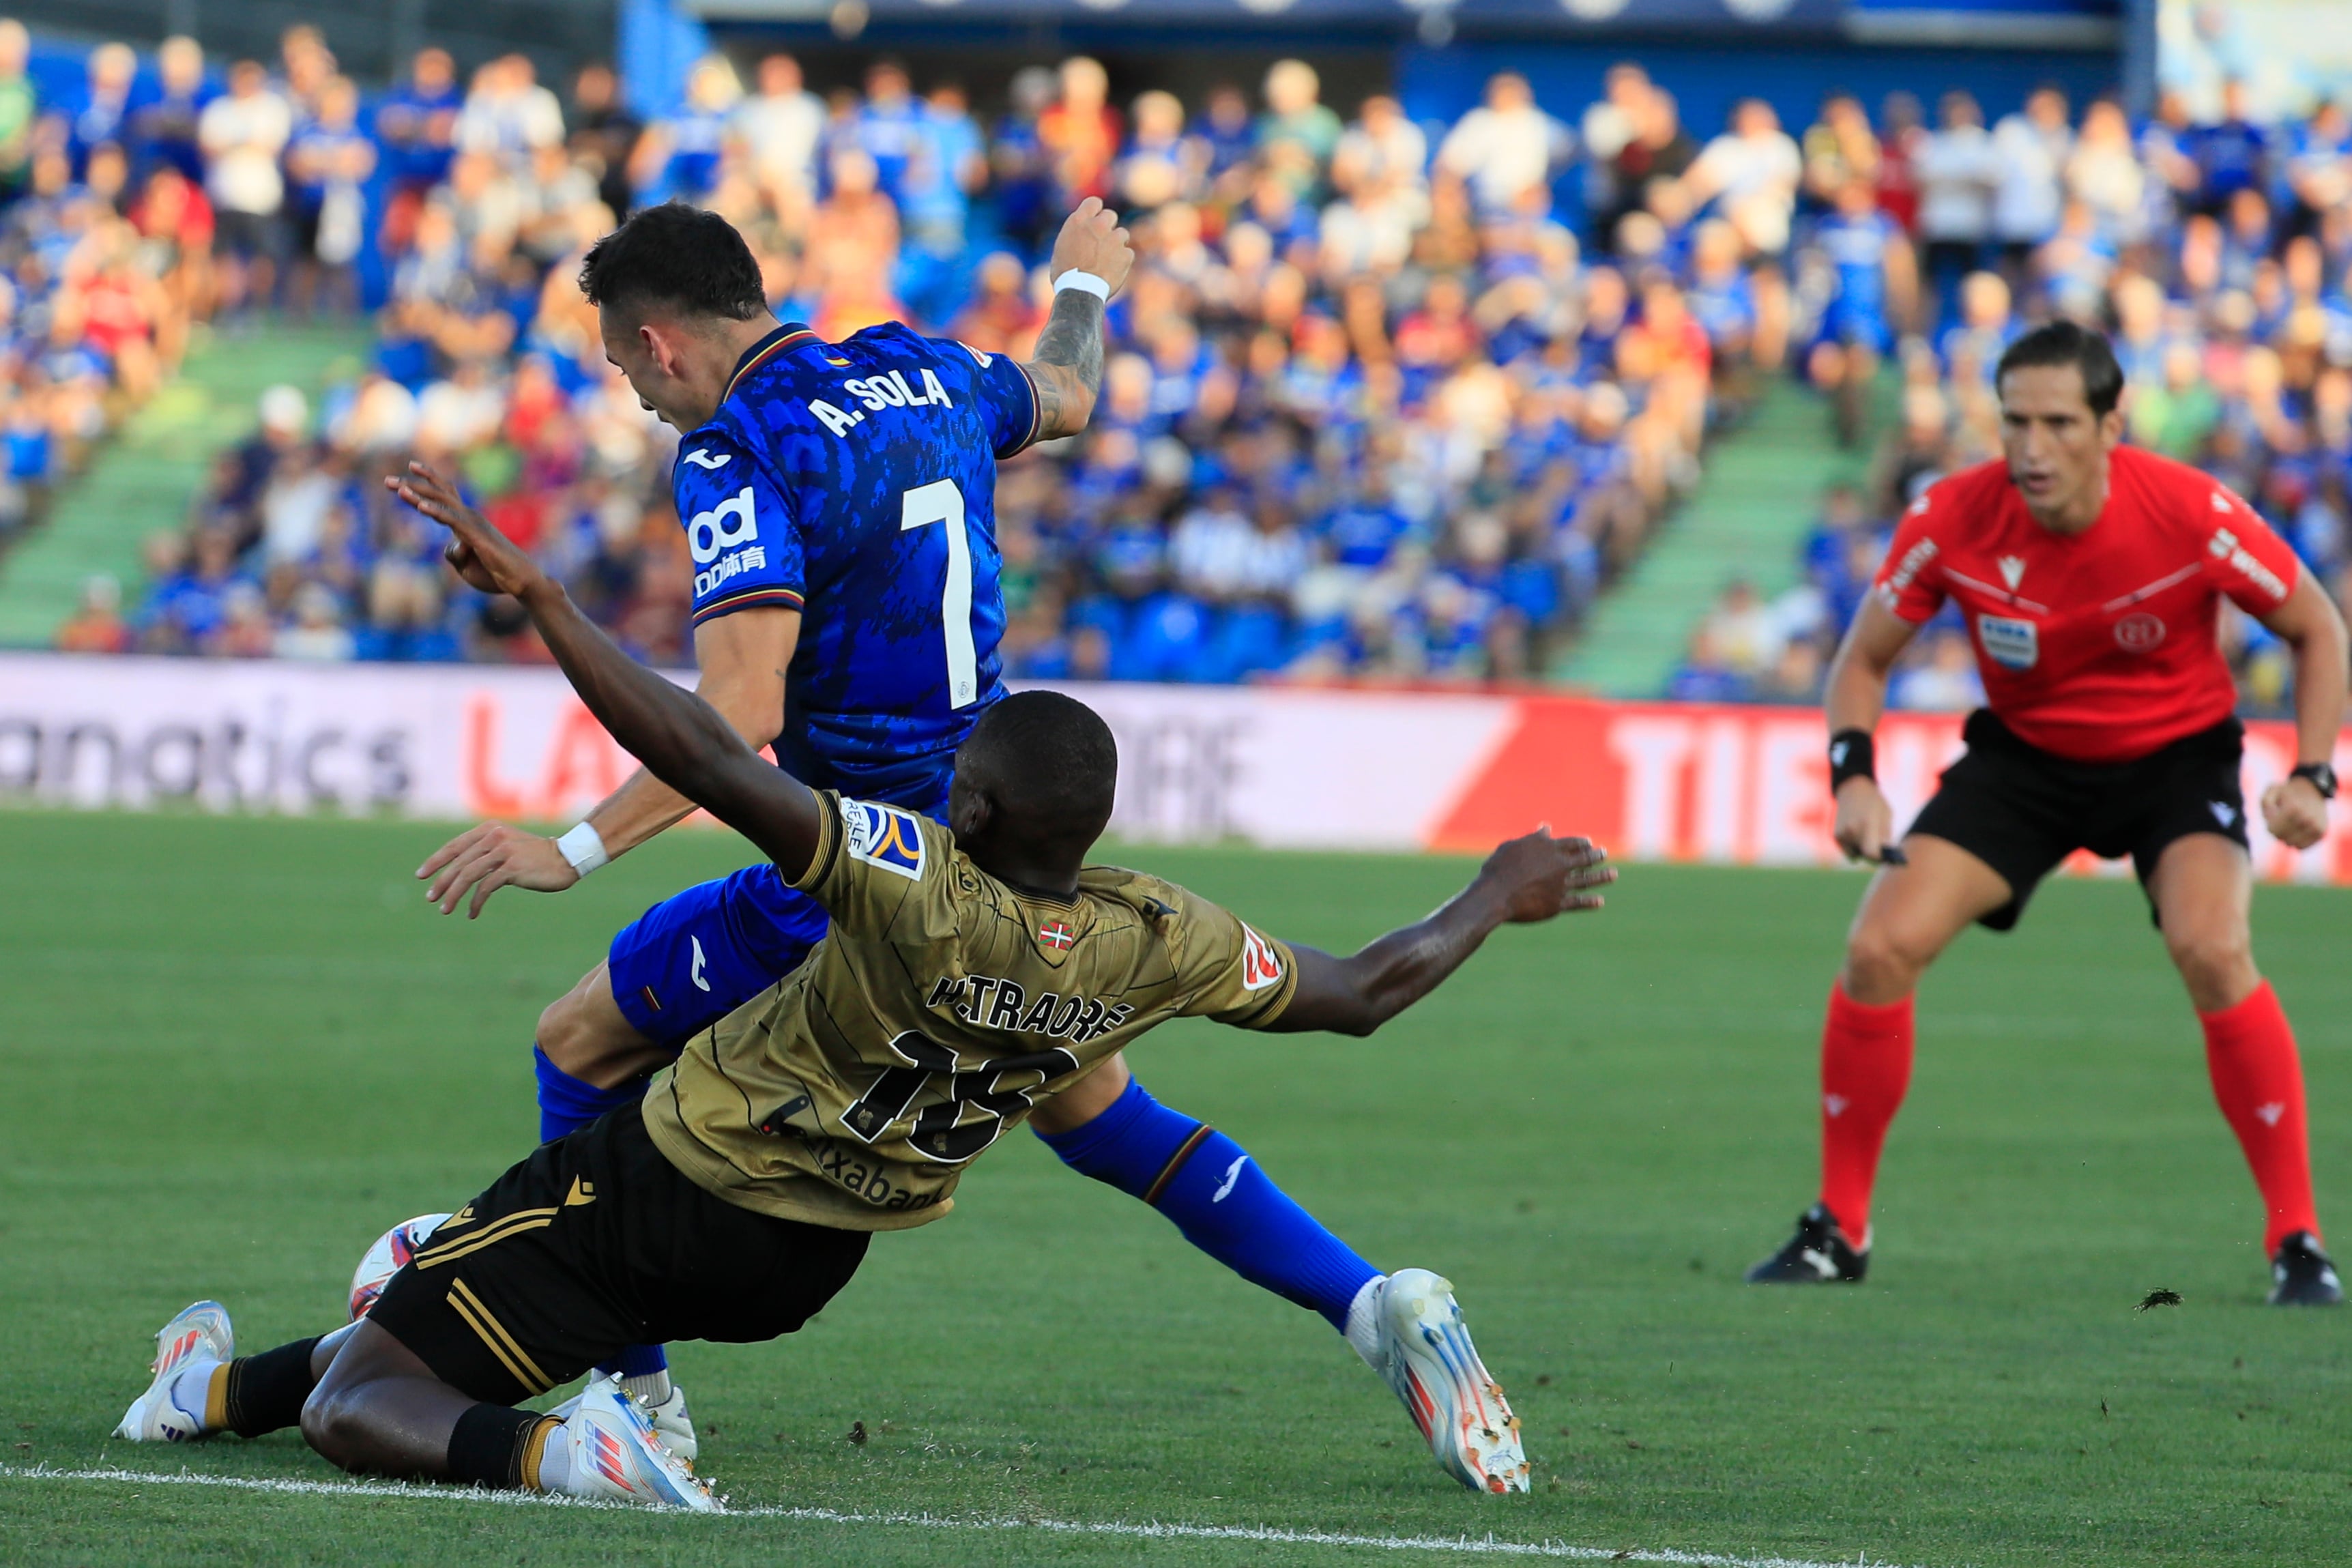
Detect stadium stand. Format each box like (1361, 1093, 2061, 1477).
(4, 17, 2349, 708)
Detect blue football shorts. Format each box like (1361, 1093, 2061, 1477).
(605, 769, 953, 1048)
(606, 862, 834, 1045)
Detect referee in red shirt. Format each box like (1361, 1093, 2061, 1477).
(1748, 321, 2351, 1303)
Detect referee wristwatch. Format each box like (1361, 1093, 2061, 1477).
(2290, 761, 2338, 800)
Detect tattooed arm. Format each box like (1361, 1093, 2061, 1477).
(1023, 197, 1134, 439)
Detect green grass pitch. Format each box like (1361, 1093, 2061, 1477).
(1, 810, 2347, 1566)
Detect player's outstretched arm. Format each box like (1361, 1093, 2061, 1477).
(1266, 830, 1614, 1038)
(1022, 198, 1133, 439)
(388, 461, 825, 880)
(414, 609, 799, 916)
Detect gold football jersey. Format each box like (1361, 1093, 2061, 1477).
(641, 792, 1299, 1231)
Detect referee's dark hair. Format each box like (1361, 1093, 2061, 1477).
(1996, 319, 2125, 418)
(578, 201, 766, 323)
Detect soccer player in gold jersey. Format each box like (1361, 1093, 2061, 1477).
(112, 463, 1613, 1505)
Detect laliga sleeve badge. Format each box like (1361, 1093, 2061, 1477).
(843, 798, 927, 880)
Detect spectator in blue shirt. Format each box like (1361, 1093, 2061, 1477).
(987, 67, 1055, 256)
(377, 48, 463, 197)
(137, 526, 251, 652)
(1321, 468, 1414, 570)
(1197, 83, 1255, 187)
(69, 42, 139, 178)
(285, 76, 375, 317)
(2283, 99, 2351, 239)
(128, 35, 210, 184)
(641, 56, 737, 204)
(2186, 78, 2269, 218)
(854, 59, 926, 206)
(911, 81, 983, 239)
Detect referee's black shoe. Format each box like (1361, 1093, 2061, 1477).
(2267, 1232, 2344, 1306)
(1745, 1204, 1869, 1284)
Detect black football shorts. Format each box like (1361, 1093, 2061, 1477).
(368, 1101, 869, 1406)
(1906, 709, 2250, 932)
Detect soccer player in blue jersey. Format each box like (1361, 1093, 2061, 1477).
(407, 201, 1447, 1481)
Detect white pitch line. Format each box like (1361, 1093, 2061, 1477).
(0, 1463, 1920, 1568)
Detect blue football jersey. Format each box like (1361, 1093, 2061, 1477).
(672, 320, 1041, 807)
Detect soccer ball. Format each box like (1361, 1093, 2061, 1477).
(347, 1213, 452, 1320)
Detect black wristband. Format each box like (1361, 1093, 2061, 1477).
(2291, 761, 2338, 800)
(1828, 729, 1876, 792)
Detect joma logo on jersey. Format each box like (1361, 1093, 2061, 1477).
(686, 487, 758, 565)
(843, 799, 926, 880)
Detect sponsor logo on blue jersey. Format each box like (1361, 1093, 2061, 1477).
(687, 487, 760, 564)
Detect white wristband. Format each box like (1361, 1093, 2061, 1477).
(555, 821, 609, 879)
(1052, 270, 1110, 301)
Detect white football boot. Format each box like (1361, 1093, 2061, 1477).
(113, 1300, 235, 1442)
(545, 1375, 719, 1511)
(548, 1378, 697, 1462)
(1367, 1269, 1529, 1494)
(641, 1384, 697, 1462)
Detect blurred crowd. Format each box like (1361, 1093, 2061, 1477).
(66, 35, 1745, 673)
(26, 25, 2352, 712)
(0, 22, 218, 579)
(1670, 77, 2352, 714)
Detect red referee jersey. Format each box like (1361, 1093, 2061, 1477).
(1872, 444, 2302, 763)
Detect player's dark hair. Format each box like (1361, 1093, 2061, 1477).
(1996, 320, 2125, 417)
(959, 691, 1118, 837)
(577, 201, 766, 323)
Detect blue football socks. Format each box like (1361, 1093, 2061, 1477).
(1034, 1076, 1380, 1330)
(534, 1046, 669, 1389)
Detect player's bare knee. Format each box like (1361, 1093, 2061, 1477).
(536, 984, 605, 1077)
(2165, 926, 2254, 1009)
(1843, 923, 1927, 1002)
(299, 1380, 366, 1469)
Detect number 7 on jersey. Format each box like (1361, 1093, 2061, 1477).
(900, 479, 978, 709)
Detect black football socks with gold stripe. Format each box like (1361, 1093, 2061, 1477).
(194, 1336, 324, 1438)
(448, 1402, 560, 1490)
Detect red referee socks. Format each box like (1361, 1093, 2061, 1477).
(2201, 981, 2321, 1254)
(1817, 983, 1915, 1247)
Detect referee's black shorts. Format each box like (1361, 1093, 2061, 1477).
(368, 1101, 869, 1406)
(1906, 709, 2250, 932)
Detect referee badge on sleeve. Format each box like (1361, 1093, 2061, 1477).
(1976, 613, 2039, 671)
